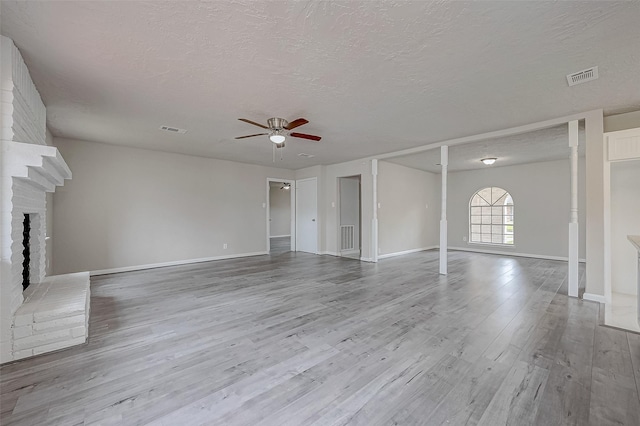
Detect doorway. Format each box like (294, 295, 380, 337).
(267, 178, 294, 254)
(338, 175, 361, 260)
(296, 177, 318, 254)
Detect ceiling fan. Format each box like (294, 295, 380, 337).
(235, 117, 321, 148)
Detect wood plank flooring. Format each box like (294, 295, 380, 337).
(1, 250, 639, 425)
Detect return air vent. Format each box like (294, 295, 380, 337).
(566, 66, 598, 86)
(298, 153, 315, 158)
(159, 125, 187, 134)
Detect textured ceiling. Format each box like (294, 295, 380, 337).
(386, 124, 586, 173)
(1, 1, 639, 169)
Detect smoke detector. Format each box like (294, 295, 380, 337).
(566, 66, 598, 86)
(159, 125, 187, 134)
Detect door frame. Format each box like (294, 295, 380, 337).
(295, 177, 318, 254)
(266, 178, 296, 253)
(336, 175, 362, 259)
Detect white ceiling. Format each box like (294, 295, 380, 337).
(1, 1, 639, 169)
(387, 124, 586, 173)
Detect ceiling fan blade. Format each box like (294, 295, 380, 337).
(238, 118, 269, 129)
(290, 132, 321, 141)
(235, 133, 268, 139)
(284, 118, 309, 130)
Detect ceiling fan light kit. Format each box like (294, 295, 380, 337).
(269, 130, 286, 144)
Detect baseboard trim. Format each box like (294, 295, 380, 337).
(269, 235, 291, 238)
(319, 251, 339, 257)
(340, 249, 360, 256)
(90, 251, 269, 276)
(448, 246, 586, 263)
(583, 292, 607, 304)
(378, 246, 438, 259)
(360, 257, 375, 263)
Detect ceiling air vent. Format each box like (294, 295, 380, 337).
(159, 125, 187, 134)
(566, 66, 598, 86)
(298, 153, 315, 158)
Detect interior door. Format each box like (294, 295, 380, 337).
(296, 178, 318, 254)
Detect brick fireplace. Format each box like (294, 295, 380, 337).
(1, 36, 89, 363)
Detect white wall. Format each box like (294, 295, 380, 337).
(52, 138, 294, 274)
(339, 177, 360, 252)
(377, 161, 439, 256)
(269, 184, 291, 237)
(610, 159, 640, 296)
(447, 159, 587, 260)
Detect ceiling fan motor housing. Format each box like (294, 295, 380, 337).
(267, 118, 288, 130)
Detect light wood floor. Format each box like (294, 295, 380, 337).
(1, 250, 639, 425)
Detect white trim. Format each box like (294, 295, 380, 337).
(295, 177, 319, 254)
(375, 109, 602, 161)
(583, 292, 607, 304)
(90, 251, 268, 276)
(340, 249, 360, 256)
(371, 159, 379, 263)
(360, 257, 375, 263)
(319, 251, 339, 256)
(449, 246, 586, 263)
(270, 235, 291, 238)
(378, 246, 438, 259)
(439, 146, 448, 275)
(468, 242, 516, 249)
(266, 177, 295, 254)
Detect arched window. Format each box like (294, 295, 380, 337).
(469, 187, 514, 245)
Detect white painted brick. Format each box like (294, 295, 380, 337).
(70, 326, 87, 339)
(32, 315, 84, 332)
(13, 348, 33, 360)
(13, 328, 71, 350)
(3, 36, 79, 361)
(33, 307, 84, 322)
(14, 313, 33, 326)
(13, 325, 32, 339)
(33, 336, 85, 356)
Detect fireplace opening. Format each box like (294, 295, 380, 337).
(22, 214, 31, 291)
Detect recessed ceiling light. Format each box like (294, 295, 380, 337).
(481, 158, 497, 165)
(298, 153, 315, 158)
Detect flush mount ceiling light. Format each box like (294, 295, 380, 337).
(281, 182, 291, 190)
(481, 157, 497, 165)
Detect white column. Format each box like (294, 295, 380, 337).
(439, 146, 448, 275)
(372, 159, 379, 263)
(568, 120, 579, 297)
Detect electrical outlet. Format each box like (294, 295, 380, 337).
(463, 236, 467, 242)
(223, 243, 228, 249)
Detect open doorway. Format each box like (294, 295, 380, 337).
(338, 175, 361, 260)
(267, 179, 294, 254)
